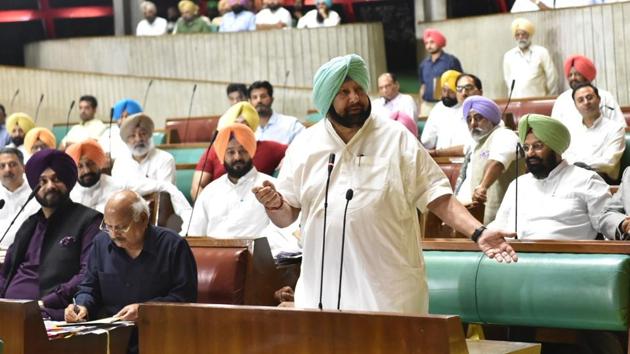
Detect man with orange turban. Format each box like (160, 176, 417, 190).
(66, 140, 121, 213)
(23, 127, 56, 161)
(503, 18, 557, 98)
(551, 54, 625, 132)
(417, 28, 462, 116)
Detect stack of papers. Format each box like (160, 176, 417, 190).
(45, 317, 134, 340)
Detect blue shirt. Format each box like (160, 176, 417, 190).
(256, 112, 305, 145)
(0, 124, 10, 149)
(418, 51, 463, 102)
(75, 225, 198, 319)
(219, 10, 256, 32)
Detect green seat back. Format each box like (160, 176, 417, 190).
(163, 147, 206, 164)
(417, 119, 426, 138)
(152, 131, 166, 146)
(52, 124, 72, 148)
(176, 168, 195, 204)
(618, 131, 630, 177)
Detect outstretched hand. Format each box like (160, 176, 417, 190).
(477, 229, 518, 263)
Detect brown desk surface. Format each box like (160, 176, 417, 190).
(467, 339, 541, 354)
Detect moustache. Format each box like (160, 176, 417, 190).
(526, 157, 542, 165)
(80, 172, 98, 179)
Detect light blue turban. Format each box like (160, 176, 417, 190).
(317, 0, 333, 8)
(312, 54, 370, 116)
(112, 99, 143, 122)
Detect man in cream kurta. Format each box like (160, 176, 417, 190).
(253, 54, 517, 315)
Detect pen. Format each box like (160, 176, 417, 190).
(72, 297, 79, 315)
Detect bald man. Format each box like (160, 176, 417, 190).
(372, 72, 418, 122)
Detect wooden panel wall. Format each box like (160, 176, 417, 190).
(24, 23, 387, 92)
(416, 2, 630, 105)
(0, 66, 312, 130)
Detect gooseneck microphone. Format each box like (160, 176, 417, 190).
(0, 199, 5, 210)
(64, 100, 76, 139)
(336, 188, 353, 310)
(0, 186, 40, 246)
(181, 84, 198, 143)
(318, 153, 335, 310)
(502, 79, 516, 123)
(514, 143, 524, 236)
(10, 89, 19, 111)
(34, 94, 45, 123)
(142, 79, 154, 108)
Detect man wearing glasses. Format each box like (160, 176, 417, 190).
(489, 114, 611, 239)
(0, 149, 102, 320)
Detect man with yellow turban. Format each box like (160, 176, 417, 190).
(503, 18, 557, 98)
(24, 127, 56, 160)
(173, 0, 212, 34)
(417, 27, 462, 116)
(191, 101, 287, 200)
(253, 54, 517, 315)
(490, 114, 610, 240)
(67, 140, 122, 213)
(6, 112, 35, 157)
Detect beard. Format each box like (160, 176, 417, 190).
(470, 128, 491, 142)
(569, 79, 588, 90)
(441, 96, 457, 108)
(327, 101, 371, 129)
(128, 139, 154, 158)
(78, 172, 100, 188)
(517, 39, 531, 50)
(36, 189, 69, 208)
(526, 154, 560, 180)
(224, 159, 253, 179)
(255, 103, 273, 118)
(232, 5, 245, 14)
(11, 136, 24, 146)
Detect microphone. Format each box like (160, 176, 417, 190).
(336, 188, 353, 310)
(514, 142, 524, 236)
(142, 79, 154, 108)
(182, 84, 198, 143)
(0, 199, 5, 209)
(0, 185, 40, 246)
(34, 94, 44, 123)
(64, 100, 76, 140)
(501, 79, 516, 126)
(280, 70, 291, 114)
(318, 152, 335, 310)
(9, 89, 19, 111)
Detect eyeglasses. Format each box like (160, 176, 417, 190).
(521, 142, 546, 153)
(456, 84, 476, 93)
(100, 219, 133, 234)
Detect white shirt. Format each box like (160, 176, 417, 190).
(421, 102, 471, 150)
(256, 112, 305, 145)
(136, 17, 168, 36)
(277, 115, 452, 314)
(551, 88, 626, 129)
(61, 118, 107, 146)
(372, 93, 418, 121)
(0, 180, 39, 262)
(98, 125, 127, 161)
(255, 7, 293, 27)
(296, 9, 340, 28)
(70, 174, 121, 213)
(456, 127, 519, 203)
(563, 116, 625, 179)
(490, 160, 610, 240)
(511, 0, 600, 12)
(503, 45, 558, 98)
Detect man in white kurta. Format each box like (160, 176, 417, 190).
(255, 0, 293, 29)
(60, 96, 106, 150)
(136, 1, 168, 36)
(503, 18, 558, 98)
(490, 114, 610, 240)
(253, 54, 518, 315)
(0, 148, 39, 262)
(551, 55, 626, 130)
(371, 73, 418, 121)
(98, 99, 143, 162)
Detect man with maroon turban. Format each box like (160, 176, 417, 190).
(0, 149, 102, 320)
(551, 54, 625, 131)
(417, 28, 462, 116)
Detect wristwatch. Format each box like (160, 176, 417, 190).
(471, 225, 487, 243)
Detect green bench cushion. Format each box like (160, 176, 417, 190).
(163, 147, 205, 164)
(176, 168, 194, 204)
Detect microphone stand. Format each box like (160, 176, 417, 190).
(33, 94, 44, 123)
(337, 189, 353, 310)
(318, 153, 335, 310)
(182, 84, 197, 143)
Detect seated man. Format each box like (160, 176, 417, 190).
(67, 140, 122, 213)
(191, 102, 287, 201)
(296, 0, 340, 28)
(65, 190, 197, 354)
(24, 127, 56, 158)
(421, 72, 481, 156)
(600, 167, 630, 240)
(173, 0, 211, 34)
(219, 0, 256, 32)
(98, 98, 143, 162)
(0, 148, 40, 262)
(226, 83, 248, 106)
(0, 149, 102, 320)
(372, 72, 418, 121)
(255, 0, 292, 30)
(551, 55, 625, 128)
(60, 95, 106, 150)
(455, 96, 520, 224)
(490, 114, 610, 240)
(6, 112, 35, 158)
(563, 83, 625, 181)
(249, 81, 304, 145)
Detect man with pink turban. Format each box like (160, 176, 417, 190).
(67, 140, 122, 213)
(219, 0, 255, 32)
(454, 96, 522, 223)
(417, 27, 462, 116)
(551, 54, 625, 132)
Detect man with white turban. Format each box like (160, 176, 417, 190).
(252, 54, 517, 315)
(490, 114, 611, 240)
(502, 18, 558, 98)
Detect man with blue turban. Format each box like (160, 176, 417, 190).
(0, 149, 102, 320)
(454, 96, 521, 224)
(253, 54, 517, 315)
(98, 98, 143, 162)
(490, 114, 611, 240)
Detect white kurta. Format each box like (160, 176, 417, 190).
(551, 88, 626, 129)
(61, 118, 107, 146)
(112, 148, 176, 185)
(0, 180, 39, 262)
(296, 9, 340, 28)
(420, 102, 471, 150)
(563, 116, 625, 179)
(503, 45, 558, 98)
(511, 0, 600, 12)
(70, 174, 121, 213)
(489, 160, 610, 239)
(277, 115, 452, 314)
(136, 17, 168, 36)
(255, 7, 293, 27)
(371, 93, 419, 121)
(98, 125, 128, 161)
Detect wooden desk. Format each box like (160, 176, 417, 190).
(467, 339, 541, 354)
(0, 300, 132, 354)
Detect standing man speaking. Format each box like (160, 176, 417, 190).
(253, 54, 517, 315)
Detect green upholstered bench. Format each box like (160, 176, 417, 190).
(159, 143, 207, 165)
(175, 165, 195, 204)
(425, 251, 630, 331)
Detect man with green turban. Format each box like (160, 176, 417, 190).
(252, 54, 517, 315)
(490, 114, 611, 240)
